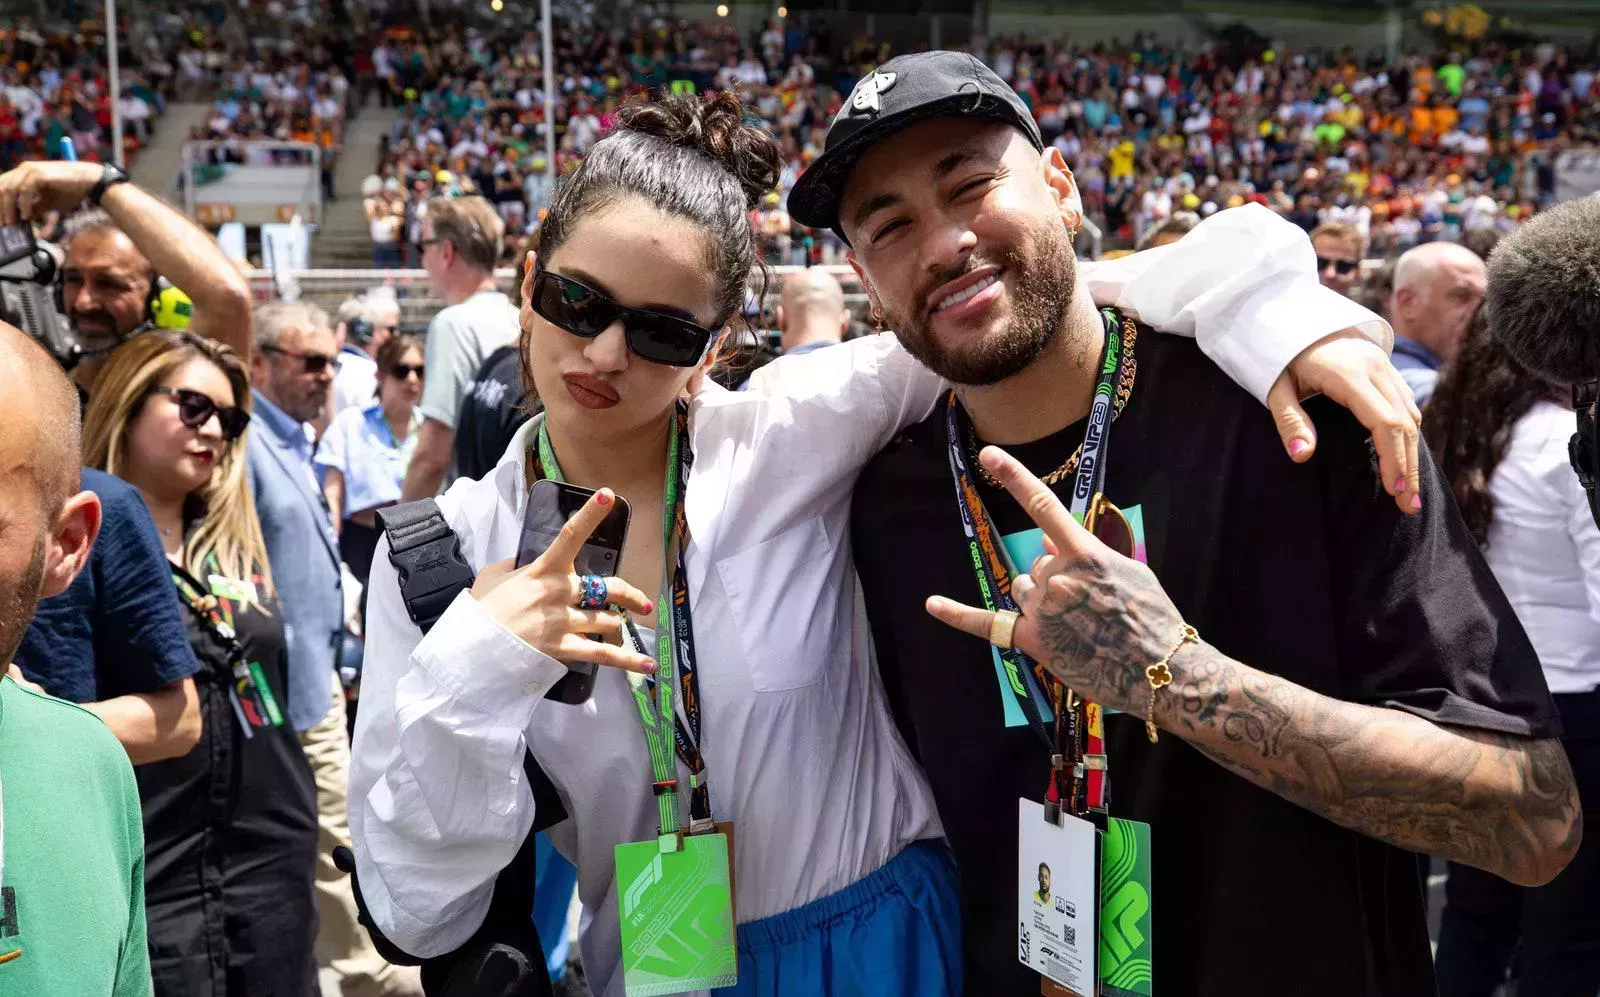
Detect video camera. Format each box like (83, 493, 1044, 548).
(0, 222, 78, 370)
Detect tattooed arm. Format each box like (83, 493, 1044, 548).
(927, 446, 1582, 889)
(1153, 642, 1579, 887)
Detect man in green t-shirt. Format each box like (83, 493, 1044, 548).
(0, 321, 150, 996)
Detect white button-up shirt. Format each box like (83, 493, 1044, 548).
(350, 205, 1389, 996)
(1483, 401, 1600, 695)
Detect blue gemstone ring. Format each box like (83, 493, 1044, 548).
(577, 573, 609, 610)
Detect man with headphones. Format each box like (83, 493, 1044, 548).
(0, 159, 253, 392)
(2, 161, 251, 787)
(332, 288, 400, 416)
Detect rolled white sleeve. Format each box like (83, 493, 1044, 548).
(1082, 203, 1393, 402)
(349, 537, 567, 958)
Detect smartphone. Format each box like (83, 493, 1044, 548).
(518, 478, 631, 704)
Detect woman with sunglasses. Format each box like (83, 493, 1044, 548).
(317, 332, 426, 594)
(351, 92, 1404, 996)
(84, 330, 319, 997)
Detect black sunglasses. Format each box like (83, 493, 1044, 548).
(1317, 256, 1359, 277)
(150, 386, 250, 442)
(262, 344, 342, 375)
(531, 268, 716, 368)
(388, 363, 425, 380)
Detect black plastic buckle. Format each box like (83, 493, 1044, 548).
(378, 501, 475, 636)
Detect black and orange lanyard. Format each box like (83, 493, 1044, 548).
(943, 308, 1131, 821)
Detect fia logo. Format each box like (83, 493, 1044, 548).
(849, 72, 897, 115)
(1018, 921, 1031, 962)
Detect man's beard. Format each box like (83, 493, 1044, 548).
(883, 219, 1077, 387)
(0, 534, 49, 669)
(70, 306, 135, 356)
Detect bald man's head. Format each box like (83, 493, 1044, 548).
(777, 269, 849, 352)
(1391, 242, 1487, 365)
(0, 322, 83, 515)
(0, 322, 97, 669)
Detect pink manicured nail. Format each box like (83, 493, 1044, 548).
(1410, 493, 1422, 511)
(596, 490, 611, 506)
(1393, 476, 1407, 493)
(1288, 439, 1310, 458)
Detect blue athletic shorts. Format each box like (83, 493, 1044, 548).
(718, 839, 963, 996)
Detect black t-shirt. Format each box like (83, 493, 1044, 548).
(851, 333, 1557, 997)
(453, 344, 539, 482)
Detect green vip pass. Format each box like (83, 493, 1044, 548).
(615, 833, 738, 995)
(1099, 818, 1154, 997)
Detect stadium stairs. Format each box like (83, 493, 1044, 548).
(311, 106, 402, 269)
(130, 103, 213, 193)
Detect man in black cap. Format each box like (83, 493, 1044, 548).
(791, 51, 1579, 996)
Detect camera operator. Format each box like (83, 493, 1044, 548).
(0, 159, 253, 391)
(2, 160, 251, 765)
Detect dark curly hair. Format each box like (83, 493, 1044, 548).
(1422, 309, 1558, 546)
(534, 90, 780, 331)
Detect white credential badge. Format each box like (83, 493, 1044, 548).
(850, 72, 898, 115)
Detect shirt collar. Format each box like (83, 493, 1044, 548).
(252, 388, 307, 446)
(1392, 336, 1443, 371)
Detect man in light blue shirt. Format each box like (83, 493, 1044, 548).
(1389, 242, 1487, 407)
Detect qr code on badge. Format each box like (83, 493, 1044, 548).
(1064, 925, 1076, 947)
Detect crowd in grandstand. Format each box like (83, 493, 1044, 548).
(0, 21, 170, 169)
(360, 18, 1599, 265)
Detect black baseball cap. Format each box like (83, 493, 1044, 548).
(788, 50, 1043, 240)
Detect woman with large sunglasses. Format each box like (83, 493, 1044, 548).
(317, 331, 427, 596)
(84, 329, 319, 997)
(351, 92, 1404, 996)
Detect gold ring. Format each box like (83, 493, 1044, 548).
(988, 609, 1019, 650)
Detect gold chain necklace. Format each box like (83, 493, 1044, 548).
(967, 313, 1140, 490)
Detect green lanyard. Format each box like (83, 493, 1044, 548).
(534, 406, 712, 839)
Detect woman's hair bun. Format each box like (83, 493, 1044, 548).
(618, 91, 781, 210)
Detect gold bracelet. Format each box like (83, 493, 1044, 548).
(1145, 623, 1199, 743)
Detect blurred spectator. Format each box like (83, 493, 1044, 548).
(1136, 210, 1199, 251)
(317, 332, 425, 594)
(1351, 258, 1396, 324)
(777, 268, 848, 357)
(1390, 241, 1487, 406)
(333, 287, 402, 415)
(1311, 221, 1366, 297)
(400, 194, 517, 500)
(249, 301, 419, 997)
(365, 175, 405, 268)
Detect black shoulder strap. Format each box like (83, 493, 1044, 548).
(378, 499, 475, 635)
(343, 499, 563, 994)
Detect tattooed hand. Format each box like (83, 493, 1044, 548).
(925, 446, 1189, 714)
(927, 447, 1580, 887)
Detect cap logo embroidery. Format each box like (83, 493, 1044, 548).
(850, 72, 898, 115)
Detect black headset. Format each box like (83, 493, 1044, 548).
(347, 315, 375, 346)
